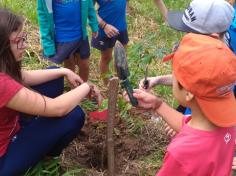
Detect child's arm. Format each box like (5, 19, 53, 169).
(127, 89, 183, 132)
(139, 74, 173, 90)
(154, 0, 168, 23)
(96, 14, 119, 38)
(6, 83, 92, 117)
(93, 1, 119, 38)
(21, 68, 83, 87)
(88, 0, 99, 33)
(155, 102, 183, 132)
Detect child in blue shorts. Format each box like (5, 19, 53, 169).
(91, 0, 129, 84)
(37, 0, 98, 82)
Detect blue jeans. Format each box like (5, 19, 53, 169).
(0, 71, 85, 175)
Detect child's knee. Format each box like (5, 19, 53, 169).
(101, 55, 112, 63)
(66, 106, 85, 130)
(79, 60, 89, 70)
(101, 50, 113, 62)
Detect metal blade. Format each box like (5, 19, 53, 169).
(114, 41, 129, 80)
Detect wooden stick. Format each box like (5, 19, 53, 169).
(107, 77, 119, 176)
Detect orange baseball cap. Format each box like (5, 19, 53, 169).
(163, 33, 236, 127)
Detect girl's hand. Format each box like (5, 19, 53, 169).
(64, 69, 84, 88)
(104, 24, 119, 38)
(92, 85, 103, 106)
(87, 83, 103, 106)
(124, 89, 163, 110)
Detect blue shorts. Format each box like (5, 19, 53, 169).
(48, 37, 90, 64)
(91, 30, 129, 51)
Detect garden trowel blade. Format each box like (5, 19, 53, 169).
(114, 41, 130, 80)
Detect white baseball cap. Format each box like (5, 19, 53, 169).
(167, 0, 234, 34)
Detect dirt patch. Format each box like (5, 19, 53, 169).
(61, 110, 170, 176)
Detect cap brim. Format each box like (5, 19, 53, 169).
(196, 93, 236, 127)
(167, 11, 199, 33)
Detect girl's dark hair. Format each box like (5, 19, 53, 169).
(0, 9, 24, 82)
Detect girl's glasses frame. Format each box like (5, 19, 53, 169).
(10, 33, 27, 49)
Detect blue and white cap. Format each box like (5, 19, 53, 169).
(167, 0, 234, 34)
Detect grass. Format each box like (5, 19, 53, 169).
(0, 0, 37, 24)
(0, 0, 191, 175)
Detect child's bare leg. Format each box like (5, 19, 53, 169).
(76, 54, 89, 82)
(64, 55, 76, 72)
(63, 56, 76, 88)
(155, 0, 168, 23)
(100, 48, 113, 85)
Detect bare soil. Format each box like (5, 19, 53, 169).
(61, 110, 170, 176)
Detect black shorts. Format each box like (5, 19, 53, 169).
(48, 37, 90, 64)
(91, 30, 129, 51)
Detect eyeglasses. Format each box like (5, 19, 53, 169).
(10, 33, 28, 49)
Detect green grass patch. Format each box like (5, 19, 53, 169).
(0, 0, 37, 24)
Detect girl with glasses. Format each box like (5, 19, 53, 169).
(0, 9, 101, 175)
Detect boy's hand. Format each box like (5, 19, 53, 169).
(104, 24, 119, 38)
(139, 77, 159, 91)
(139, 75, 173, 90)
(164, 122, 177, 137)
(92, 32, 98, 38)
(124, 89, 163, 110)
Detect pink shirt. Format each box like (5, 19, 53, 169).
(0, 73, 22, 157)
(157, 117, 235, 176)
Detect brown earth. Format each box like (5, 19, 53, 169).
(61, 109, 170, 176)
